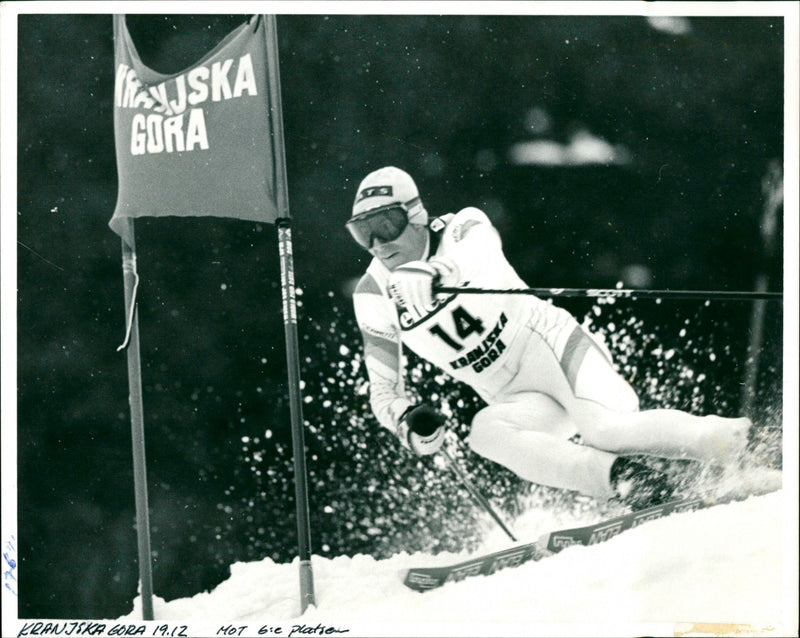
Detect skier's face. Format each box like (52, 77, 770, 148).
(369, 222, 428, 271)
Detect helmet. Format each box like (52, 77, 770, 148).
(351, 166, 428, 224)
(347, 167, 428, 249)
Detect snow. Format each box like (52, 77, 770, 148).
(116, 484, 797, 638)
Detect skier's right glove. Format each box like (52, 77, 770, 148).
(398, 404, 446, 456)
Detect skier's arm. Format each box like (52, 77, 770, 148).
(354, 279, 445, 455)
(435, 207, 504, 286)
(359, 327, 413, 437)
(388, 208, 509, 310)
(352, 276, 413, 438)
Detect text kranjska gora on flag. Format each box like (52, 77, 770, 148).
(114, 53, 258, 155)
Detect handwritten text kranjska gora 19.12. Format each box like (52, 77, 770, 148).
(17, 621, 350, 637)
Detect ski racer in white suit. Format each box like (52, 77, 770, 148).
(347, 166, 750, 507)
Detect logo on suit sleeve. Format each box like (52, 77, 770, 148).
(451, 219, 481, 242)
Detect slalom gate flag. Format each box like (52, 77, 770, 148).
(110, 15, 281, 244)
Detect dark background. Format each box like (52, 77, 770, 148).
(14, 13, 784, 619)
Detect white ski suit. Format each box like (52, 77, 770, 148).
(352, 207, 742, 499)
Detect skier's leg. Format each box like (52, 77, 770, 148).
(467, 394, 618, 499)
(555, 329, 750, 462)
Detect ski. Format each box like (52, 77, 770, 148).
(403, 489, 775, 592)
(404, 538, 550, 592)
(537, 495, 708, 552)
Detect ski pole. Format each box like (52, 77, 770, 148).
(440, 446, 517, 542)
(434, 285, 782, 302)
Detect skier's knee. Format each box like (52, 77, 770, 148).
(573, 345, 640, 413)
(585, 377, 639, 414)
(610, 383, 639, 413)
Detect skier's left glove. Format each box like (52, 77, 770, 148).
(398, 404, 446, 456)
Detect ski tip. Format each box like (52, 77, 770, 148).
(403, 569, 444, 592)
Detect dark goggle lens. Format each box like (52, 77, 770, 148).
(346, 206, 409, 248)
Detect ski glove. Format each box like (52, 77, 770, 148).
(387, 257, 460, 321)
(399, 404, 446, 456)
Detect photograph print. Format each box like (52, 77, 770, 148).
(3, 2, 798, 637)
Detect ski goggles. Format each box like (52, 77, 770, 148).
(346, 204, 410, 249)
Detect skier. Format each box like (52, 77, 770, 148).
(346, 166, 750, 509)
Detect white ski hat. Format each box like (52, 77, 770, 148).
(351, 166, 428, 224)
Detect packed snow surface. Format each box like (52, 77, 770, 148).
(118, 482, 797, 637)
